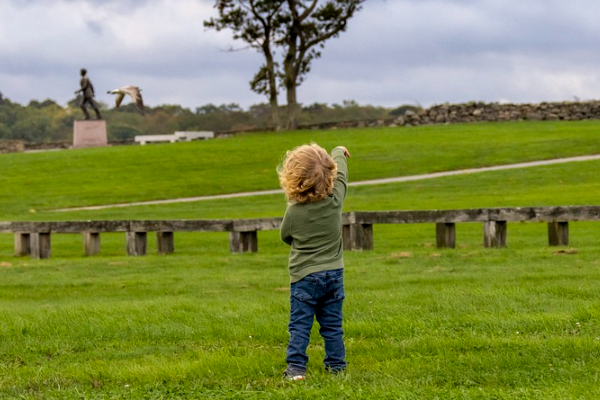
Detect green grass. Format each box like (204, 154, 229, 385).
(3, 120, 600, 219)
(7, 156, 599, 223)
(1, 226, 600, 399)
(2, 120, 600, 398)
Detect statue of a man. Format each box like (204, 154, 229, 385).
(75, 68, 102, 120)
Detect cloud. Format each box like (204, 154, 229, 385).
(301, 0, 600, 106)
(0, 0, 254, 106)
(1, 0, 600, 109)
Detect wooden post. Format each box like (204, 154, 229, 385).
(548, 221, 569, 246)
(483, 221, 507, 248)
(14, 232, 31, 256)
(157, 232, 175, 254)
(343, 223, 374, 251)
(126, 232, 147, 256)
(30, 232, 51, 259)
(436, 222, 456, 248)
(83, 232, 101, 256)
(229, 231, 258, 253)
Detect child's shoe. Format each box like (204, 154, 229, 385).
(283, 367, 306, 381)
(325, 366, 345, 375)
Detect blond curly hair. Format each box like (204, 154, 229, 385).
(278, 143, 338, 204)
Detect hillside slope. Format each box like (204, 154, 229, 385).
(2, 120, 600, 219)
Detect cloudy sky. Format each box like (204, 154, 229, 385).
(1, 0, 599, 110)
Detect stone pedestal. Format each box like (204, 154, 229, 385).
(73, 120, 108, 148)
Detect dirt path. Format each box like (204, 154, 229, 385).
(55, 154, 600, 212)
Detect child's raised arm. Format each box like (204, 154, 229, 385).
(335, 146, 351, 158)
(331, 146, 350, 201)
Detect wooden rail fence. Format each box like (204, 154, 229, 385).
(1, 206, 598, 259)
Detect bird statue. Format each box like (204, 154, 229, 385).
(107, 85, 144, 112)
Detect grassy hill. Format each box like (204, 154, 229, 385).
(1, 120, 600, 399)
(2, 119, 600, 220)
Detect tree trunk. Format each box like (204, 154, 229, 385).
(283, 10, 300, 130)
(264, 50, 282, 130)
(285, 83, 300, 130)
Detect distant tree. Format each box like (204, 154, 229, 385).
(0, 123, 10, 139)
(67, 97, 81, 109)
(249, 102, 272, 120)
(196, 103, 221, 115)
(205, 0, 286, 130)
(153, 104, 190, 116)
(222, 103, 244, 113)
(11, 108, 51, 142)
(28, 99, 60, 109)
(0, 100, 17, 127)
(205, 0, 365, 130)
(196, 103, 243, 115)
(281, 0, 365, 129)
(108, 123, 143, 140)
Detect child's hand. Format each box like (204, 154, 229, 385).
(336, 146, 351, 158)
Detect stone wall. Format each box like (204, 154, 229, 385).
(0, 140, 25, 154)
(393, 100, 600, 127)
(296, 100, 600, 130)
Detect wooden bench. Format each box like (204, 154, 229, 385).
(2, 206, 598, 259)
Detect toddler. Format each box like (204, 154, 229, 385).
(278, 143, 350, 380)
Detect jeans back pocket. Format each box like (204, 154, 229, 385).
(292, 276, 318, 302)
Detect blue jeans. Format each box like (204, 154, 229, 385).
(286, 269, 346, 372)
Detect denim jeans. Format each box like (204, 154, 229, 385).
(286, 268, 346, 372)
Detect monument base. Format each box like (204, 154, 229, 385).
(73, 120, 108, 148)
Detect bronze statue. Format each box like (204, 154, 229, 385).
(75, 68, 102, 120)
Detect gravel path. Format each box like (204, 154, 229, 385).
(55, 154, 600, 212)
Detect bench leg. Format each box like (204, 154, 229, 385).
(548, 221, 569, 246)
(157, 232, 175, 254)
(14, 233, 31, 257)
(343, 223, 374, 251)
(229, 231, 258, 253)
(30, 232, 51, 259)
(127, 232, 147, 256)
(483, 221, 507, 248)
(83, 232, 101, 256)
(436, 223, 456, 248)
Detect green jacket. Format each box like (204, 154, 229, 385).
(280, 147, 348, 283)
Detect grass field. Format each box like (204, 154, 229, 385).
(3, 119, 600, 219)
(1, 121, 600, 399)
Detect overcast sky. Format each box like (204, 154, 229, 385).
(1, 0, 599, 110)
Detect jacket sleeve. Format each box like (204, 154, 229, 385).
(280, 209, 293, 245)
(331, 147, 348, 201)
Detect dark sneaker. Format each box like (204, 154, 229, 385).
(325, 366, 345, 375)
(283, 367, 306, 381)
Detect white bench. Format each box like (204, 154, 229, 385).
(174, 131, 214, 141)
(134, 134, 178, 145)
(134, 132, 215, 145)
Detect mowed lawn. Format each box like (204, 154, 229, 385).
(1, 121, 600, 399)
(2, 119, 600, 219)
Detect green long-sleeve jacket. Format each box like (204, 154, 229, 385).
(280, 147, 348, 283)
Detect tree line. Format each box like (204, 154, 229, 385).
(0, 92, 393, 143)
